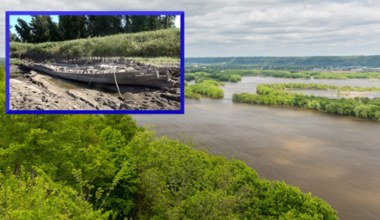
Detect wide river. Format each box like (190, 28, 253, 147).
(134, 77, 380, 220)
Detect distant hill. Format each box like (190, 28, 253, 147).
(0, 58, 4, 66)
(186, 56, 380, 69)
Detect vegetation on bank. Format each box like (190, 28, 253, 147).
(1, 66, 337, 219)
(10, 28, 180, 59)
(185, 71, 242, 83)
(186, 56, 380, 69)
(262, 83, 380, 92)
(233, 83, 380, 121)
(185, 80, 224, 99)
(186, 67, 380, 80)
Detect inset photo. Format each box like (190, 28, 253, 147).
(6, 11, 184, 114)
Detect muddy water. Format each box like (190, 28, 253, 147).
(134, 77, 380, 220)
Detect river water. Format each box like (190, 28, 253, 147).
(134, 77, 380, 220)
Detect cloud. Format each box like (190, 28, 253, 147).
(1, 0, 380, 57)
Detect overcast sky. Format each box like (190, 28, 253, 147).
(1, 0, 380, 57)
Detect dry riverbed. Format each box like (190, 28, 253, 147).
(10, 65, 180, 111)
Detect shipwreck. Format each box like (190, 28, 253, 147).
(21, 57, 180, 89)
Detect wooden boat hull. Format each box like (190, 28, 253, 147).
(26, 64, 175, 88)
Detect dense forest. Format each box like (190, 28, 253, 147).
(186, 56, 380, 69)
(0, 65, 337, 219)
(233, 83, 380, 121)
(11, 15, 176, 43)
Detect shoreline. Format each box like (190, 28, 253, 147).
(9, 65, 180, 111)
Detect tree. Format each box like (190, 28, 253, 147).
(30, 16, 52, 43)
(14, 18, 32, 42)
(10, 33, 20, 42)
(0, 168, 109, 219)
(59, 16, 88, 40)
(88, 16, 123, 36)
(9, 26, 20, 42)
(160, 15, 176, 29)
(48, 18, 61, 41)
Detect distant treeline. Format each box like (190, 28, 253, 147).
(233, 83, 380, 121)
(10, 29, 180, 59)
(186, 56, 380, 69)
(11, 15, 176, 43)
(186, 67, 380, 79)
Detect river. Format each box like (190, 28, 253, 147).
(134, 77, 380, 220)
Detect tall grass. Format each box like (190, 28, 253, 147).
(10, 29, 180, 60)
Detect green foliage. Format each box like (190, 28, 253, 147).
(0, 65, 4, 82)
(185, 71, 242, 83)
(125, 131, 338, 219)
(186, 80, 224, 99)
(255, 83, 380, 92)
(10, 58, 23, 65)
(0, 168, 108, 219)
(29, 16, 61, 43)
(229, 74, 242, 82)
(15, 18, 33, 43)
(10, 28, 180, 59)
(0, 111, 139, 219)
(233, 83, 380, 121)
(0, 66, 337, 219)
(59, 16, 89, 40)
(185, 86, 201, 99)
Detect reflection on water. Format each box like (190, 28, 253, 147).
(134, 76, 380, 220)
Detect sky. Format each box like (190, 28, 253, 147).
(1, 0, 380, 57)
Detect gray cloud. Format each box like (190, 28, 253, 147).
(1, 0, 380, 57)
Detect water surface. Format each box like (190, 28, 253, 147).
(134, 77, 380, 220)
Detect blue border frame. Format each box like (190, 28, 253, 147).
(5, 11, 185, 114)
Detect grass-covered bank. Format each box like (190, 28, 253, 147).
(185, 80, 224, 99)
(1, 66, 337, 219)
(185, 71, 242, 83)
(233, 83, 380, 121)
(186, 67, 380, 79)
(10, 28, 180, 59)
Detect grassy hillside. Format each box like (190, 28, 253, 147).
(10, 28, 180, 60)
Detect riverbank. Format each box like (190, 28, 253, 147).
(9, 66, 180, 111)
(233, 83, 380, 121)
(134, 98, 380, 220)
